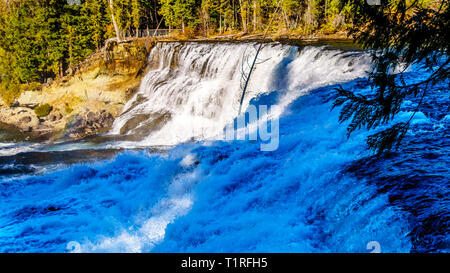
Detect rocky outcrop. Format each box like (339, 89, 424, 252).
(0, 107, 40, 132)
(66, 110, 115, 139)
(103, 39, 151, 76)
(0, 38, 155, 141)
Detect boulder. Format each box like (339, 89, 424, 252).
(66, 110, 116, 140)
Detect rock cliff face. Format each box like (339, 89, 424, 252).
(0, 39, 155, 141)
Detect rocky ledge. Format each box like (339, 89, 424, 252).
(0, 38, 155, 141)
(66, 109, 115, 140)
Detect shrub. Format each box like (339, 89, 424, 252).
(34, 103, 53, 117)
(65, 103, 73, 114)
(21, 81, 42, 91)
(0, 80, 21, 106)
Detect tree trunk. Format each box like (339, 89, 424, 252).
(220, 13, 222, 34)
(233, 0, 236, 29)
(239, 0, 248, 32)
(283, 10, 290, 30)
(59, 59, 64, 79)
(253, 0, 257, 31)
(202, 6, 210, 36)
(108, 0, 122, 42)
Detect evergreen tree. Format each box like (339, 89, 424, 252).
(132, 0, 141, 36)
(84, 0, 110, 50)
(333, 0, 449, 153)
(159, 0, 199, 32)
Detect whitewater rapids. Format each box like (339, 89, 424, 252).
(0, 41, 448, 253)
(109, 42, 371, 147)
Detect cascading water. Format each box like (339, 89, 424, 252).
(109, 42, 371, 147)
(0, 42, 448, 253)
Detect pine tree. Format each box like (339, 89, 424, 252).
(333, 0, 449, 153)
(84, 0, 110, 50)
(159, 0, 198, 32)
(132, 0, 141, 37)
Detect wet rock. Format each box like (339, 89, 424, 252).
(66, 110, 116, 140)
(119, 113, 151, 135)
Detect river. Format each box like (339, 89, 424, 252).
(0, 41, 448, 253)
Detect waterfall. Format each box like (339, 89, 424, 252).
(5, 41, 445, 253)
(110, 42, 371, 147)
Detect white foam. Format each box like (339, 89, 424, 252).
(0, 142, 42, 156)
(110, 43, 371, 148)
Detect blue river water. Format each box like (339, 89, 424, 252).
(0, 44, 448, 253)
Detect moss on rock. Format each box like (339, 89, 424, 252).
(34, 103, 53, 117)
